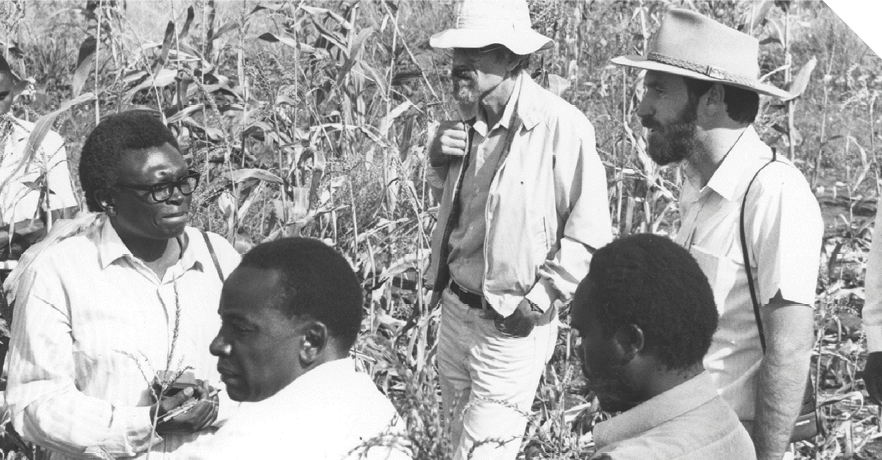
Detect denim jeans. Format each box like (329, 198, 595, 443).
(438, 287, 557, 460)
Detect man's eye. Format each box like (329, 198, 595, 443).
(0, 92, 10, 99)
(150, 182, 174, 192)
(223, 321, 252, 333)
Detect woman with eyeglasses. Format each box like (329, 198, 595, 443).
(4, 111, 240, 460)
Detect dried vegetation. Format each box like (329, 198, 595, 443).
(0, 0, 881, 458)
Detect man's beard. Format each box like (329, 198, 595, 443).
(582, 361, 640, 413)
(642, 101, 700, 166)
(452, 67, 478, 104)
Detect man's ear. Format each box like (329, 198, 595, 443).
(503, 52, 522, 73)
(613, 324, 645, 363)
(298, 321, 329, 366)
(701, 83, 727, 117)
(95, 189, 115, 216)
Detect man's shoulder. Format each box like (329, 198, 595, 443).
(744, 154, 818, 210)
(204, 367, 402, 459)
(349, 369, 401, 418)
(183, 226, 241, 271)
(27, 231, 97, 270)
(8, 116, 65, 154)
(597, 395, 754, 459)
(184, 226, 229, 252)
(519, 76, 593, 132)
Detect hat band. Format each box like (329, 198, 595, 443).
(647, 51, 758, 89)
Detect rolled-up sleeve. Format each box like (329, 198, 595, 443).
(748, 163, 823, 308)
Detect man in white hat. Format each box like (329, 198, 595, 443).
(612, 9, 823, 460)
(426, 1, 612, 459)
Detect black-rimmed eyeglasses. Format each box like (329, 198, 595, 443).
(116, 170, 201, 204)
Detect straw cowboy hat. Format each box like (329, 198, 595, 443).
(612, 8, 791, 99)
(429, 0, 553, 55)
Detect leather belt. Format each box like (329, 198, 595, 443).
(450, 280, 485, 309)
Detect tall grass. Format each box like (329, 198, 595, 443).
(0, 0, 881, 458)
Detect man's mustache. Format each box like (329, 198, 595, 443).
(452, 67, 474, 80)
(640, 116, 661, 131)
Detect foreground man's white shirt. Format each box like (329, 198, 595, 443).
(175, 357, 410, 460)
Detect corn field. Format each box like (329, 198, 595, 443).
(1, 0, 881, 458)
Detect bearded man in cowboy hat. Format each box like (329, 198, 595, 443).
(612, 9, 823, 460)
(426, 0, 612, 458)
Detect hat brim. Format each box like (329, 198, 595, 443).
(430, 28, 553, 55)
(612, 54, 792, 100)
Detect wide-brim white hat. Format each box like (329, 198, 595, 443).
(429, 0, 553, 55)
(612, 9, 791, 99)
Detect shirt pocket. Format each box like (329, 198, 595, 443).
(688, 244, 744, 318)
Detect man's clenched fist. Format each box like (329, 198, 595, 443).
(429, 120, 469, 167)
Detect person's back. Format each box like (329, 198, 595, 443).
(570, 234, 755, 460)
(184, 358, 402, 459)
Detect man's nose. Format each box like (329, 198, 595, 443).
(166, 184, 186, 204)
(451, 48, 470, 67)
(635, 96, 653, 120)
(209, 334, 231, 357)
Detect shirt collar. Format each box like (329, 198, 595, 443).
(593, 371, 720, 449)
(97, 219, 199, 273)
(511, 73, 546, 131)
(699, 126, 763, 202)
(269, 357, 356, 401)
(473, 73, 524, 136)
(97, 218, 134, 269)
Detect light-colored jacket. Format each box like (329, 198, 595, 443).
(865, 205, 882, 352)
(427, 74, 612, 317)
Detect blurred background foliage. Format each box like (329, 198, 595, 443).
(0, 0, 881, 458)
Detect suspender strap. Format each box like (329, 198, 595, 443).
(200, 229, 225, 282)
(739, 150, 821, 441)
(739, 150, 778, 352)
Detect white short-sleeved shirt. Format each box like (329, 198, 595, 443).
(674, 127, 823, 421)
(0, 116, 78, 225)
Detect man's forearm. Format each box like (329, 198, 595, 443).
(753, 345, 811, 460)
